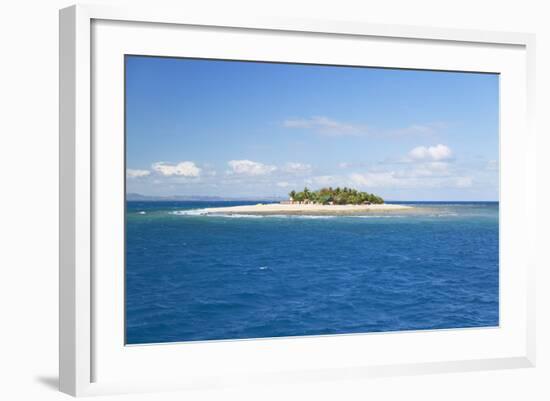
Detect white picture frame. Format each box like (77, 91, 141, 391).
(59, 3, 536, 397)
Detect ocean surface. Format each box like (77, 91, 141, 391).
(126, 201, 499, 344)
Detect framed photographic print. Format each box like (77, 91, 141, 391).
(124, 56, 500, 345)
(60, 4, 536, 396)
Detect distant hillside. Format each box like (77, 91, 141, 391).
(126, 193, 285, 202)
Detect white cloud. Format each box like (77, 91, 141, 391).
(227, 160, 277, 176)
(349, 150, 463, 190)
(395, 161, 450, 178)
(282, 162, 312, 174)
(276, 181, 291, 188)
(487, 160, 499, 171)
(426, 161, 450, 172)
(152, 161, 201, 177)
(349, 172, 398, 188)
(408, 144, 453, 161)
(349, 167, 472, 190)
(283, 116, 365, 137)
(284, 116, 444, 138)
(339, 161, 371, 169)
(126, 169, 150, 178)
(386, 123, 445, 138)
(455, 177, 473, 188)
(312, 175, 339, 186)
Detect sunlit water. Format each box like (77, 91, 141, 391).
(126, 201, 499, 344)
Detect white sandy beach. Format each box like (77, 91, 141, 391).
(195, 203, 413, 216)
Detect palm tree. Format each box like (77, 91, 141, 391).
(287, 187, 383, 205)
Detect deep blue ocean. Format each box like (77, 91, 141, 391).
(125, 201, 499, 344)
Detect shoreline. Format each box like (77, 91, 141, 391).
(194, 203, 413, 216)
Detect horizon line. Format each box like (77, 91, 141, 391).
(126, 194, 499, 202)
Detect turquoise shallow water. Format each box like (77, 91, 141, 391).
(125, 201, 499, 344)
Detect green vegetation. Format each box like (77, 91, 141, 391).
(288, 187, 384, 205)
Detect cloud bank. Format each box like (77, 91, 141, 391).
(126, 169, 151, 178)
(282, 162, 312, 174)
(126, 141, 497, 199)
(283, 116, 445, 139)
(283, 116, 365, 137)
(227, 160, 277, 176)
(408, 144, 453, 161)
(152, 161, 201, 177)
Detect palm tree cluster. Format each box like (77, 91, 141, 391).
(288, 187, 384, 205)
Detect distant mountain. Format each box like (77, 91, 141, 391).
(126, 193, 224, 201)
(126, 193, 285, 202)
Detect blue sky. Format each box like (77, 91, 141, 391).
(126, 56, 499, 201)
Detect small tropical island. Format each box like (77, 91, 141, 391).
(194, 187, 413, 215)
(286, 187, 384, 205)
